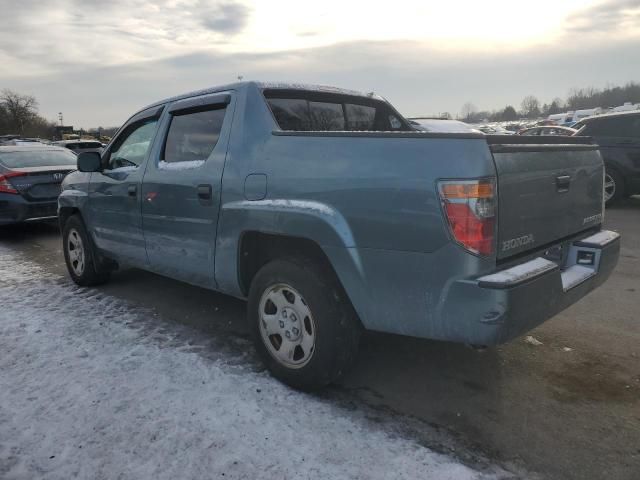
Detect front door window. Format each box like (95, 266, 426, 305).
(107, 120, 158, 170)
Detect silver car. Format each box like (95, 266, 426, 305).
(53, 140, 104, 155)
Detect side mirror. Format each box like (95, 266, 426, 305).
(77, 151, 102, 172)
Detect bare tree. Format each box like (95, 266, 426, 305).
(460, 102, 477, 122)
(520, 95, 540, 119)
(0, 89, 39, 134)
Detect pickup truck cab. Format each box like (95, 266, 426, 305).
(59, 81, 620, 390)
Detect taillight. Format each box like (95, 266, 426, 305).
(0, 172, 24, 194)
(438, 179, 496, 256)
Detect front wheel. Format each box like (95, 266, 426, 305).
(248, 258, 361, 391)
(62, 215, 110, 286)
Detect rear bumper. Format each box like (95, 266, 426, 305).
(440, 230, 620, 345)
(0, 194, 58, 225)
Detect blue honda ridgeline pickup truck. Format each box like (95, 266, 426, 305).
(59, 82, 620, 390)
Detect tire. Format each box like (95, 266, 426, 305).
(604, 168, 624, 206)
(62, 215, 111, 286)
(248, 257, 361, 391)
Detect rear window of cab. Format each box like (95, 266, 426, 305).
(263, 89, 410, 132)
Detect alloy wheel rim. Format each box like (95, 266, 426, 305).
(258, 283, 316, 369)
(604, 173, 616, 202)
(67, 228, 85, 276)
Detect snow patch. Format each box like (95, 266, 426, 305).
(0, 249, 501, 480)
(104, 165, 138, 173)
(478, 257, 557, 286)
(225, 199, 335, 217)
(561, 265, 595, 291)
(158, 160, 205, 171)
(578, 230, 619, 247)
(524, 335, 543, 347)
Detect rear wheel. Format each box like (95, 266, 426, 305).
(248, 257, 361, 391)
(63, 215, 110, 286)
(604, 169, 624, 205)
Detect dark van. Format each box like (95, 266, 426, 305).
(573, 111, 640, 204)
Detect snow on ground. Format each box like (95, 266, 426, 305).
(0, 249, 503, 480)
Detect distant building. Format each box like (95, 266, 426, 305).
(54, 125, 74, 140)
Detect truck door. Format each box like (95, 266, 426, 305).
(141, 93, 234, 288)
(88, 106, 163, 265)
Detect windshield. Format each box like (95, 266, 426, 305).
(572, 122, 586, 135)
(0, 149, 77, 168)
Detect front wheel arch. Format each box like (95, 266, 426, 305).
(62, 214, 115, 284)
(58, 206, 79, 231)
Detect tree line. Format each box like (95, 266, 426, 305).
(0, 89, 117, 140)
(0, 89, 58, 138)
(4, 81, 640, 137)
(459, 81, 640, 123)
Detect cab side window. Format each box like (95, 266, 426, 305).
(107, 120, 158, 170)
(162, 107, 226, 164)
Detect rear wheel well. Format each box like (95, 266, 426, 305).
(238, 232, 340, 296)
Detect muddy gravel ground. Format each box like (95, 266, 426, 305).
(0, 197, 638, 479)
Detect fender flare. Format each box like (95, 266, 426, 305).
(214, 199, 370, 323)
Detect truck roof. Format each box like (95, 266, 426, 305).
(140, 81, 384, 114)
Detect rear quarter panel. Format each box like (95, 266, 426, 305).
(214, 85, 499, 335)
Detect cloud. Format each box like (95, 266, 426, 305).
(200, 2, 251, 34)
(565, 0, 640, 32)
(0, 0, 252, 74)
(4, 37, 640, 128)
(1, 0, 639, 127)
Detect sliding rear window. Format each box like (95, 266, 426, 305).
(264, 89, 409, 132)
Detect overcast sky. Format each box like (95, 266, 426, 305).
(1, 0, 639, 127)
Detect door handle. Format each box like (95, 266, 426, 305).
(128, 184, 137, 197)
(197, 184, 212, 200)
(556, 175, 571, 193)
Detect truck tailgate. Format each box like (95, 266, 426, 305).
(487, 136, 604, 260)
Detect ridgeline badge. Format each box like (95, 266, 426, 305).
(583, 213, 603, 225)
